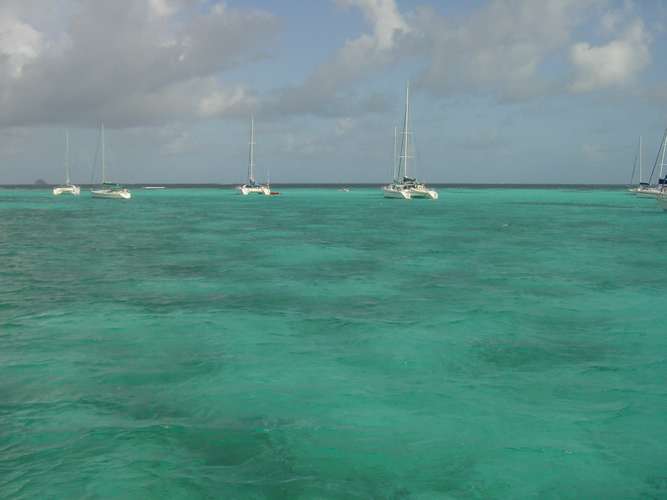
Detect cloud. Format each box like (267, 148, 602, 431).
(0, 12, 44, 78)
(335, 117, 355, 136)
(413, 0, 602, 101)
(262, 0, 406, 117)
(265, 0, 615, 115)
(569, 20, 650, 93)
(0, 0, 279, 129)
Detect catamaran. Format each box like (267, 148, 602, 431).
(636, 128, 667, 198)
(52, 130, 80, 196)
(91, 123, 131, 200)
(383, 82, 438, 200)
(237, 116, 270, 196)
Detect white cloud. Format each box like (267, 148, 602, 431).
(335, 117, 355, 136)
(148, 0, 175, 18)
(414, 0, 602, 100)
(569, 20, 650, 93)
(336, 0, 409, 50)
(263, 0, 407, 117)
(198, 84, 256, 118)
(0, 0, 279, 128)
(0, 13, 43, 77)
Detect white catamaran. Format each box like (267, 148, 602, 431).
(237, 116, 270, 196)
(91, 123, 131, 200)
(637, 129, 667, 198)
(383, 82, 438, 200)
(53, 130, 80, 196)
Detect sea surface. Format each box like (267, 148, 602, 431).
(1, 187, 666, 499)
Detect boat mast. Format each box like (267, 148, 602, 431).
(400, 82, 411, 179)
(65, 129, 70, 185)
(393, 126, 398, 182)
(248, 116, 255, 184)
(101, 122, 106, 184)
(639, 135, 642, 184)
(660, 131, 667, 183)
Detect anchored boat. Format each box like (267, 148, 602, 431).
(52, 130, 80, 196)
(237, 116, 270, 196)
(91, 123, 131, 200)
(383, 82, 438, 200)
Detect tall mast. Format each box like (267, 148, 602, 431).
(101, 122, 106, 184)
(639, 136, 642, 184)
(660, 131, 667, 182)
(401, 82, 411, 179)
(248, 116, 255, 183)
(638, 136, 642, 184)
(393, 126, 398, 182)
(65, 129, 70, 185)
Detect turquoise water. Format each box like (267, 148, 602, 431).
(1, 187, 666, 499)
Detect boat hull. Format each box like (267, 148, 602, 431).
(409, 188, 438, 200)
(91, 189, 132, 200)
(383, 187, 411, 199)
(636, 188, 662, 198)
(238, 185, 270, 196)
(53, 185, 80, 196)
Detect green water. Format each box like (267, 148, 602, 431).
(1, 187, 666, 499)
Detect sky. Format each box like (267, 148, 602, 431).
(1, 0, 666, 184)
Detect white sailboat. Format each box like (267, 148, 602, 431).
(637, 129, 667, 198)
(237, 116, 270, 196)
(52, 130, 80, 196)
(628, 136, 648, 194)
(91, 123, 131, 200)
(383, 82, 438, 200)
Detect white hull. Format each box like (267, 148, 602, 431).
(383, 186, 411, 199)
(53, 185, 80, 196)
(636, 188, 662, 198)
(238, 185, 270, 196)
(385, 84, 438, 201)
(409, 187, 438, 200)
(91, 188, 132, 200)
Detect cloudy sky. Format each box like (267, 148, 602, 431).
(1, 0, 665, 184)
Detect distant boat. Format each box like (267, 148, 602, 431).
(383, 82, 438, 200)
(636, 129, 667, 198)
(143, 186, 165, 190)
(52, 130, 80, 196)
(91, 123, 131, 200)
(628, 136, 647, 194)
(237, 116, 270, 196)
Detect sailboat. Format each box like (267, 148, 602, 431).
(628, 136, 648, 194)
(91, 123, 131, 200)
(383, 82, 438, 200)
(237, 116, 270, 196)
(52, 130, 80, 196)
(636, 128, 667, 198)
